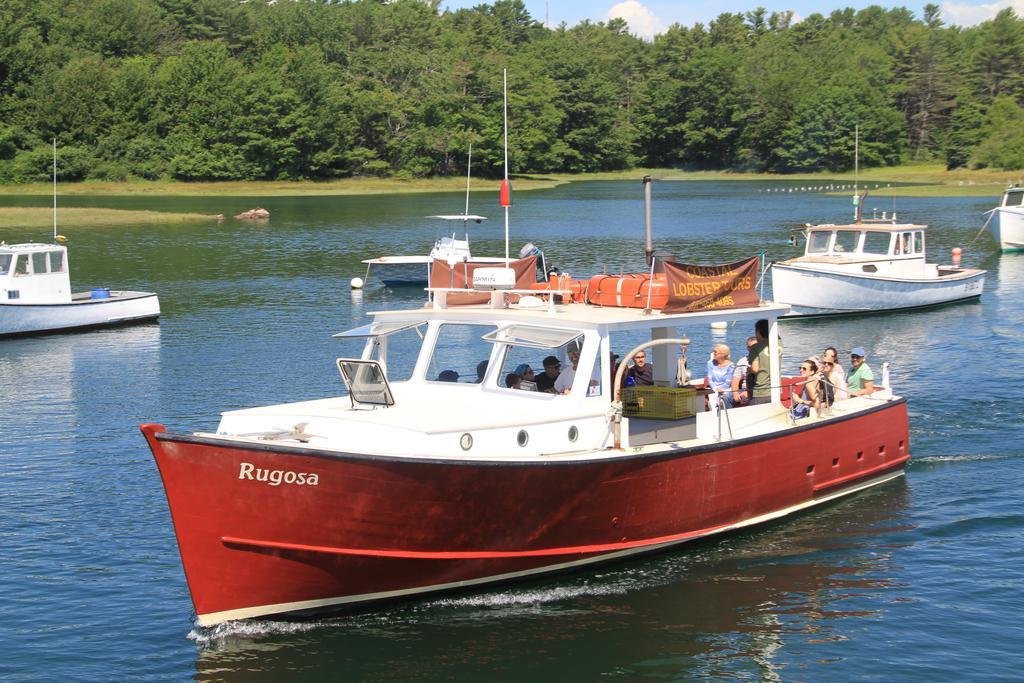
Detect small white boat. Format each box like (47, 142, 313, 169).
(987, 186, 1024, 252)
(1, 141, 160, 338)
(772, 219, 986, 317)
(361, 214, 511, 287)
(0, 241, 160, 338)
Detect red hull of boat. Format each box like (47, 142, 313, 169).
(141, 400, 909, 625)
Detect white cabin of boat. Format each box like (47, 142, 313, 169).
(208, 285, 858, 458)
(0, 242, 72, 304)
(783, 221, 953, 278)
(1000, 187, 1023, 208)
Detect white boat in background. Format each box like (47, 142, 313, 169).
(0, 140, 160, 338)
(771, 218, 986, 317)
(361, 214, 511, 287)
(360, 143, 546, 288)
(0, 242, 160, 337)
(986, 186, 1024, 252)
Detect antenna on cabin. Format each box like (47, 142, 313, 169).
(500, 68, 511, 266)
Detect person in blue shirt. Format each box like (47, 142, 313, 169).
(706, 343, 738, 407)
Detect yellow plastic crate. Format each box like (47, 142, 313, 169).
(622, 386, 698, 420)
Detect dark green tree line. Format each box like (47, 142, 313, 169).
(1, 0, 1023, 182)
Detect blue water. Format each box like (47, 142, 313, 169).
(1, 181, 1022, 680)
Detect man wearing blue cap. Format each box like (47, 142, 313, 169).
(847, 347, 875, 397)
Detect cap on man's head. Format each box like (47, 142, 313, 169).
(542, 355, 560, 368)
(850, 346, 867, 358)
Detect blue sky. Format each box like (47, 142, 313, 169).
(441, 0, 1024, 38)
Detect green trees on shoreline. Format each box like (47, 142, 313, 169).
(1, 0, 1022, 183)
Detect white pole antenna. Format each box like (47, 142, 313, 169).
(52, 138, 57, 242)
(503, 68, 510, 265)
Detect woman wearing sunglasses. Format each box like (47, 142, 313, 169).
(791, 359, 821, 418)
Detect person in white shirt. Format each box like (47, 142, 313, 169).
(554, 349, 579, 394)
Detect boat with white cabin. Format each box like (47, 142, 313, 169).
(361, 214, 516, 287)
(771, 213, 985, 317)
(0, 241, 160, 337)
(0, 142, 159, 338)
(141, 262, 910, 626)
(986, 186, 1024, 252)
(141, 78, 909, 627)
(144, 178, 910, 626)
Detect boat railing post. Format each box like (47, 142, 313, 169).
(768, 318, 781, 405)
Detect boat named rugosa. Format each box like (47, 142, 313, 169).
(142, 247, 910, 627)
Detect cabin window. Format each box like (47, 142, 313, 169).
(48, 251, 64, 273)
(862, 232, 891, 255)
(13, 255, 28, 276)
(333, 320, 427, 383)
(833, 230, 860, 253)
(807, 232, 831, 253)
(914, 231, 924, 254)
(496, 335, 592, 395)
(1007, 191, 1024, 207)
(900, 232, 913, 254)
(427, 323, 497, 384)
(0, 254, 10, 275)
(32, 252, 48, 274)
(368, 325, 425, 382)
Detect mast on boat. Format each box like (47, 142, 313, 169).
(52, 138, 57, 242)
(500, 68, 511, 266)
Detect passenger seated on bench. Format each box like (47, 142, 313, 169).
(514, 364, 538, 391)
(846, 347, 875, 397)
(535, 356, 561, 393)
(625, 350, 653, 386)
(437, 370, 459, 382)
(554, 348, 580, 394)
(505, 372, 521, 389)
(705, 343, 737, 408)
(791, 359, 821, 418)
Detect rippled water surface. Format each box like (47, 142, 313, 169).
(1, 181, 1022, 681)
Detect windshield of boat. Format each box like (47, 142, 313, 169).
(426, 322, 498, 384)
(1006, 191, 1023, 207)
(0, 254, 10, 275)
(807, 231, 831, 253)
(48, 250, 64, 273)
(862, 231, 891, 255)
(833, 230, 860, 253)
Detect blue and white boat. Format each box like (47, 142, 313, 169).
(361, 214, 508, 287)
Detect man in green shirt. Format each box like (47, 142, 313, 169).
(747, 319, 772, 404)
(847, 346, 875, 396)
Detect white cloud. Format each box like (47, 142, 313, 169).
(605, 1, 665, 40)
(941, 0, 1024, 26)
